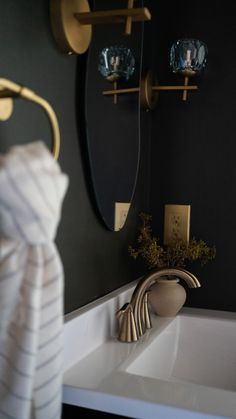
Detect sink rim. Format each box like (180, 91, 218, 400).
(63, 280, 236, 419)
(123, 309, 236, 392)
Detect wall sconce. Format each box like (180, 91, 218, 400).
(170, 38, 208, 101)
(50, 0, 151, 55)
(98, 46, 135, 104)
(102, 38, 208, 110)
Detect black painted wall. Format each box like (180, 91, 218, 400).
(0, 0, 150, 315)
(0, 0, 234, 336)
(1, 1, 235, 320)
(1, 1, 236, 418)
(147, 0, 236, 312)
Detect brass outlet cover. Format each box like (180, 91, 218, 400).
(50, 0, 92, 54)
(164, 204, 191, 245)
(0, 89, 13, 121)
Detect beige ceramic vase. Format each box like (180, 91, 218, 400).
(148, 277, 186, 317)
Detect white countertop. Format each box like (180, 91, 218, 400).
(63, 283, 236, 419)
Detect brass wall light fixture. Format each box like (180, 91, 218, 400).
(98, 46, 135, 104)
(170, 38, 208, 101)
(102, 38, 208, 110)
(50, 0, 151, 55)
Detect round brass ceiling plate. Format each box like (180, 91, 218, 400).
(50, 0, 92, 54)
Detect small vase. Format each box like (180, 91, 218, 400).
(149, 277, 186, 317)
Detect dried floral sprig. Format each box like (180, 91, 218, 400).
(129, 213, 216, 270)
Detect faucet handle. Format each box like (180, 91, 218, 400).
(116, 302, 129, 319)
(116, 303, 138, 343)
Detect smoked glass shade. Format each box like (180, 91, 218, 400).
(170, 39, 208, 76)
(98, 46, 135, 82)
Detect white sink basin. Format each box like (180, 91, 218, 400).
(63, 283, 236, 419)
(126, 313, 236, 391)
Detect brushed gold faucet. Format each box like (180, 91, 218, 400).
(117, 268, 201, 342)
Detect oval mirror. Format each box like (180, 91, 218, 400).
(85, 0, 143, 231)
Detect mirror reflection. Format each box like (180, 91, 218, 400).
(85, 0, 143, 231)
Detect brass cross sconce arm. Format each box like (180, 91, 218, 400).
(101, 39, 207, 110)
(103, 71, 198, 110)
(50, 0, 151, 54)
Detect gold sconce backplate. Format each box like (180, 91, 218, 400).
(50, 0, 151, 54)
(0, 87, 13, 121)
(140, 71, 159, 110)
(50, 0, 92, 54)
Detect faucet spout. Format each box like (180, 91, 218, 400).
(117, 268, 200, 342)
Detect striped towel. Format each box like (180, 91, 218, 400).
(0, 142, 68, 419)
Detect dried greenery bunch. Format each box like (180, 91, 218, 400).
(129, 213, 216, 270)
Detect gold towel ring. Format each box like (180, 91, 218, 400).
(0, 78, 60, 160)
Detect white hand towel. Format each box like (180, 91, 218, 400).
(0, 142, 68, 419)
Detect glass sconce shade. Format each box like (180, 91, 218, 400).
(170, 39, 208, 76)
(98, 46, 135, 82)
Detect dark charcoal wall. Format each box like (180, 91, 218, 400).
(1, 1, 235, 418)
(0, 0, 150, 315)
(148, 0, 236, 312)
